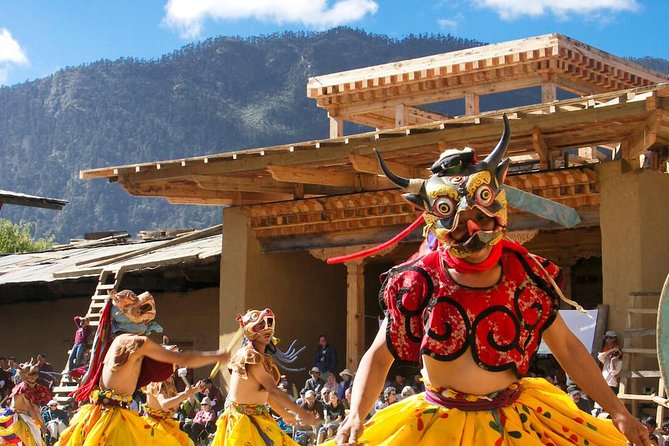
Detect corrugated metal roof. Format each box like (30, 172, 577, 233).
(0, 234, 221, 285)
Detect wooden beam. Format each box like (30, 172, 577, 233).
(532, 127, 549, 169)
(395, 103, 409, 127)
(625, 109, 663, 162)
(124, 180, 293, 202)
(267, 164, 358, 187)
(186, 174, 353, 196)
(348, 154, 424, 178)
(464, 92, 480, 116)
(346, 262, 365, 371)
(541, 81, 557, 103)
(329, 113, 344, 138)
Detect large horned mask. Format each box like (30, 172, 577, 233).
(376, 115, 511, 257)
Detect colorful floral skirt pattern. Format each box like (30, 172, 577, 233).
(324, 378, 626, 446)
(211, 402, 298, 446)
(142, 408, 193, 446)
(0, 408, 43, 446)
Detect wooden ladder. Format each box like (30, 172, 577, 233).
(617, 291, 668, 421)
(51, 267, 126, 407)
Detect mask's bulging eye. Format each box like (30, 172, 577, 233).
(432, 197, 456, 218)
(475, 185, 495, 207)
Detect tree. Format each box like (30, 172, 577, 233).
(0, 219, 54, 253)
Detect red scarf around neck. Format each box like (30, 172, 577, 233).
(443, 239, 527, 273)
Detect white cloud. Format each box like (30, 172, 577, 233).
(163, 0, 379, 38)
(0, 28, 28, 65)
(476, 0, 639, 19)
(437, 13, 464, 31)
(0, 67, 8, 84)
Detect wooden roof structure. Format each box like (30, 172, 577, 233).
(0, 190, 68, 211)
(307, 33, 668, 132)
(80, 34, 669, 251)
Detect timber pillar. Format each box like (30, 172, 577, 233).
(598, 161, 669, 334)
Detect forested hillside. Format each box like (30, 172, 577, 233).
(0, 28, 665, 242)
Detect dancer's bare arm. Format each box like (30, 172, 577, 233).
(247, 362, 316, 425)
(157, 381, 205, 411)
(336, 318, 394, 445)
(140, 337, 230, 368)
(543, 315, 650, 446)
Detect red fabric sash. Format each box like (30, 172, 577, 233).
(443, 240, 527, 273)
(425, 385, 521, 411)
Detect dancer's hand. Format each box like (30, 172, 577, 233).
(282, 413, 297, 426)
(335, 414, 364, 445)
(297, 409, 317, 426)
(611, 412, 651, 446)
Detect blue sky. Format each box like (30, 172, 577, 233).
(0, 0, 667, 86)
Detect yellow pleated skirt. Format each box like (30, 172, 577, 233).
(211, 403, 298, 446)
(55, 403, 179, 446)
(142, 413, 193, 446)
(324, 378, 626, 446)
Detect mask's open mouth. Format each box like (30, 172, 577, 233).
(444, 206, 506, 253)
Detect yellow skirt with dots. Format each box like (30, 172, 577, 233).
(324, 378, 626, 446)
(142, 406, 194, 446)
(211, 402, 299, 446)
(55, 390, 181, 446)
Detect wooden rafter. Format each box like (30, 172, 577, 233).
(348, 154, 424, 178)
(625, 109, 664, 161)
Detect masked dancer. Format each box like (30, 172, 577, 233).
(56, 290, 229, 446)
(212, 308, 317, 446)
(332, 116, 649, 446)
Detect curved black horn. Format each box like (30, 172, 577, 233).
(374, 149, 410, 189)
(483, 114, 510, 167)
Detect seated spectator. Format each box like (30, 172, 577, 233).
(187, 397, 217, 443)
(197, 378, 224, 414)
(303, 367, 325, 395)
(295, 390, 322, 445)
(317, 392, 346, 443)
(36, 354, 55, 390)
(342, 387, 352, 411)
(411, 373, 424, 393)
(322, 371, 341, 396)
(388, 373, 406, 394)
(400, 385, 417, 400)
(374, 386, 398, 412)
(0, 357, 10, 402)
(642, 416, 663, 446)
(42, 399, 69, 445)
(338, 368, 353, 399)
(318, 387, 331, 405)
(568, 386, 592, 414)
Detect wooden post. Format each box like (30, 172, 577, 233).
(329, 113, 344, 138)
(395, 104, 409, 127)
(541, 82, 557, 103)
(464, 92, 479, 116)
(345, 261, 365, 370)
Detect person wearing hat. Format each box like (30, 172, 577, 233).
(598, 331, 623, 394)
(338, 369, 353, 399)
(330, 118, 647, 446)
(42, 399, 69, 445)
(303, 366, 325, 395)
(189, 396, 217, 444)
(568, 386, 593, 414)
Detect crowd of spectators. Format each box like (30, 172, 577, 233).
(3, 330, 668, 446)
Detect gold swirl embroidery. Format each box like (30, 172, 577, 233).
(426, 182, 460, 200)
(466, 171, 491, 196)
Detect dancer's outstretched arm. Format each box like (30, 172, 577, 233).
(336, 318, 394, 445)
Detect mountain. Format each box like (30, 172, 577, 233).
(0, 28, 666, 242)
